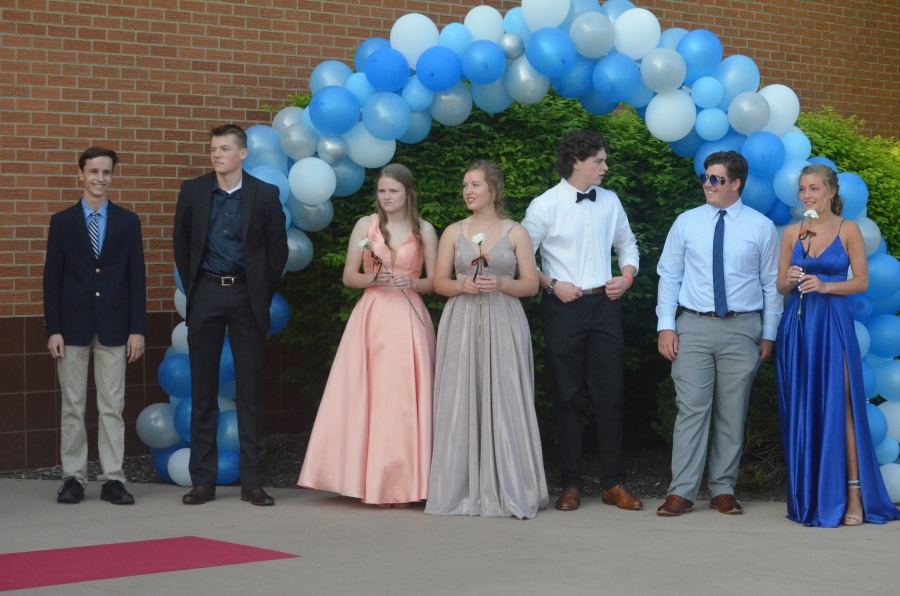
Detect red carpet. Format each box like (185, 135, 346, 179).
(0, 536, 299, 591)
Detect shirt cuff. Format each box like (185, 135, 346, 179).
(657, 316, 676, 332)
(762, 325, 778, 342)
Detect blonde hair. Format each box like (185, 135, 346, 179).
(800, 164, 843, 216)
(374, 163, 424, 254)
(464, 160, 506, 217)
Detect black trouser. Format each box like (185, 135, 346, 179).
(187, 277, 268, 491)
(540, 292, 625, 491)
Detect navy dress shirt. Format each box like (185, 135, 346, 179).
(201, 181, 244, 275)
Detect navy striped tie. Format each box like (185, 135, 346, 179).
(89, 212, 101, 258)
(713, 209, 728, 318)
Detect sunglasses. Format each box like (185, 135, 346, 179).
(699, 174, 733, 186)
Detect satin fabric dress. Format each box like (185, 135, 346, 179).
(425, 228, 549, 519)
(776, 232, 900, 527)
(298, 217, 436, 504)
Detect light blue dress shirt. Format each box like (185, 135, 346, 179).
(656, 200, 783, 340)
(81, 198, 108, 256)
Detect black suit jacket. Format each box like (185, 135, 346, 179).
(173, 170, 288, 332)
(43, 200, 147, 346)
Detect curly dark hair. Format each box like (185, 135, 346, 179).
(703, 150, 748, 195)
(554, 130, 610, 179)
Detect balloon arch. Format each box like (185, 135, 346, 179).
(139, 0, 900, 497)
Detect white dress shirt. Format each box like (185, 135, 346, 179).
(656, 200, 782, 340)
(522, 179, 640, 289)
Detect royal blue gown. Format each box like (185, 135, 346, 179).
(776, 232, 900, 527)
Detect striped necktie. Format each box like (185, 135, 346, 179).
(89, 212, 101, 258)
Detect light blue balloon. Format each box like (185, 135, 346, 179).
(714, 55, 761, 111)
(164, 345, 177, 360)
(526, 28, 577, 78)
(808, 156, 838, 172)
(781, 131, 812, 162)
(309, 60, 353, 94)
(867, 255, 900, 301)
(174, 266, 184, 294)
(415, 45, 463, 92)
(402, 77, 434, 112)
(695, 108, 730, 142)
(346, 72, 377, 106)
(741, 132, 785, 177)
(773, 159, 811, 205)
(332, 157, 366, 197)
(440, 22, 472, 58)
(741, 174, 777, 214)
(308, 86, 360, 136)
(363, 92, 412, 141)
(579, 89, 618, 116)
(249, 165, 289, 204)
(354, 37, 390, 73)
(765, 200, 791, 225)
(625, 79, 655, 109)
(875, 360, 900, 401)
(152, 444, 181, 483)
(282, 205, 291, 229)
(216, 409, 240, 453)
(876, 436, 900, 465)
(471, 78, 514, 114)
(398, 110, 433, 144)
(290, 199, 334, 233)
(837, 172, 868, 220)
(862, 359, 877, 399)
(592, 53, 640, 103)
(136, 403, 181, 450)
(462, 40, 506, 85)
(218, 381, 236, 399)
(868, 403, 889, 445)
(216, 449, 240, 485)
(244, 125, 289, 173)
(599, 0, 635, 22)
(158, 353, 191, 399)
(668, 128, 704, 159)
(551, 54, 595, 99)
(503, 7, 532, 44)
(365, 47, 410, 92)
(849, 293, 875, 321)
(867, 314, 900, 358)
(658, 27, 688, 50)
(301, 107, 323, 138)
(676, 30, 723, 86)
(691, 76, 724, 109)
(558, 0, 602, 35)
(693, 133, 746, 176)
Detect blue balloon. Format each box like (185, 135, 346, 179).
(599, 0, 635, 22)
(625, 80, 655, 109)
(741, 174, 777, 214)
(781, 131, 812, 162)
(658, 27, 689, 50)
(837, 172, 868, 220)
(695, 108, 729, 141)
(503, 7, 532, 45)
(668, 128, 705, 159)
(158, 353, 191, 398)
(365, 47, 410, 92)
(363, 92, 412, 141)
(876, 360, 900, 401)
(354, 37, 390, 73)
(866, 314, 900, 358)
(216, 409, 240, 453)
(741, 132, 786, 177)
(876, 238, 888, 255)
(862, 359, 877, 399)
(765, 200, 792, 225)
(876, 436, 900, 465)
(309, 60, 353, 94)
(345, 72, 377, 106)
(244, 126, 289, 173)
(579, 90, 618, 116)
(173, 397, 192, 442)
(471, 79, 514, 114)
(690, 76, 724, 109)
(848, 293, 875, 321)
(462, 40, 506, 85)
(219, 381, 236, 400)
(525, 28, 577, 78)
(174, 266, 184, 294)
(282, 205, 292, 230)
(249, 165, 289, 204)
(153, 445, 181, 483)
(219, 338, 235, 385)
(308, 86, 360, 136)
(551, 54, 595, 99)
(398, 110, 433, 144)
(676, 30, 723, 86)
(714, 55, 761, 111)
(269, 293, 290, 335)
(868, 402, 889, 445)
(164, 345, 177, 360)
(867, 254, 900, 301)
(592, 53, 640, 103)
(440, 22, 472, 57)
(415, 46, 462, 92)
(870, 287, 900, 317)
(301, 107, 322, 138)
(693, 133, 746, 176)
(401, 77, 434, 112)
(808, 156, 838, 172)
(332, 157, 367, 197)
(216, 449, 240, 485)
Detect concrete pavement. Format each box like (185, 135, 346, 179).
(1, 479, 898, 595)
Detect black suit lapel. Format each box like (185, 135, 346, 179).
(196, 173, 215, 246)
(241, 171, 256, 244)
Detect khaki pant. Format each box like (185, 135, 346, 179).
(58, 335, 127, 485)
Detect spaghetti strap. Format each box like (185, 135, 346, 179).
(837, 218, 845, 234)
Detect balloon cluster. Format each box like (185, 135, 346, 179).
(134, 274, 292, 486)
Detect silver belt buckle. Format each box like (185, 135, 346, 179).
(221, 276, 235, 286)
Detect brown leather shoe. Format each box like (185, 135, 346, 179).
(601, 485, 643, 510)
(241, 488, 275, 506)
(182, 485, 216, 505)
(656, 494, 693, 516)
(710, 494, 742, 514)
(555, 487, 581, 511)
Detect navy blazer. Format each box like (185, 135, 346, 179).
(43, 200, 147, 346)
(173, 171, 288, 333)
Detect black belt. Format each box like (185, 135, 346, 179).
(200, 271, 246, 286)
(581, 286, 606, 296)
(682, 308, 756, 320)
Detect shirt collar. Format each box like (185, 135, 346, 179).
(215, 177, 243, 195)
(705, 199, 744, 219)
(81, 198, 108, 219)
(558, 178, 598, 202)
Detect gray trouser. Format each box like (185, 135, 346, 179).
(668, 312, 762, 502)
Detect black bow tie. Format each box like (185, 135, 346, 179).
(576, 188, 596, 203)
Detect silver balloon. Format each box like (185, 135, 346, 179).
(727, 91, 771, 136)
(174, 289, 186, 320)
(640, 48, 686, 93)
(856, 216, 882, 256)
(429, 80, 473, 127)
(506, 55, 550, 105)
(569, 12, 615, 59)
(316, 135, 348, 165)
(790, 204, 806, 221)
(497, 33, 524, 60)
(287, 197, 334, 233)
(281, 122, 318, 161)
(272, 106, 305, 135)
(285, 228, 314, 272)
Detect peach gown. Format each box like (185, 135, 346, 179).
(298, 216, 435, 504)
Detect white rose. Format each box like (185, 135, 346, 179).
(803, 210, 819, 220)
(472, 233, 486, 245)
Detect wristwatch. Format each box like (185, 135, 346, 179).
(546, 278, 558, 295)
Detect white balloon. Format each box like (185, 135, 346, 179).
(759, 84, 801, 137)
(881, 401, 900, 442)
(167, 448, 193, 487)
(171, 321, 189, 354)
(289, 157, 336, 206)
(429, 80, 473, 127)
(506, 55, 550, 105)
(343, 122, 396, 169)
(855, 320, 871, 358)
(640, 47, 687, 93)
(390, 13, 440, 66)
(174, 289, 186, 320)
(570, 12, 615, 59)
(727, 91, 771, 136)
(645, 89, 696, 142)
(879, 462, 900, 503)
(272, 106, 304, 135)
(613, 8, 661, 60)
(522, 0, 570, 30)
(464, 5, 505, 42)
(856, 216, 882, 257)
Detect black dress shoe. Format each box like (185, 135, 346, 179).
(101, 480, 135, 505)
(182, 485, 216, 505)
(241, 488, 274, 506)
(57, 477, 85, 504)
